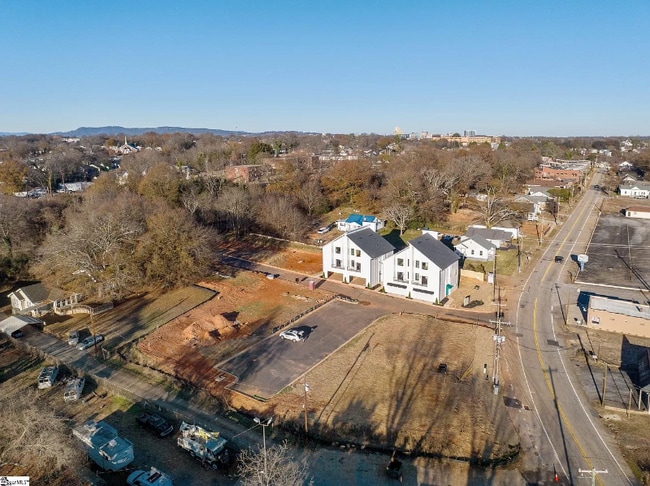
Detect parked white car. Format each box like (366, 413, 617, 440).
(279, 329, 305, 342)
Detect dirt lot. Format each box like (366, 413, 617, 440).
(137, 271, 335, 398)
(259, 313, 519, 461)
(132, 239, 519, 463)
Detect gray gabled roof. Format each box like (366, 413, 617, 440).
(10, 283, 49, 304)
(465, 226, 511, 242)
(346, 227, 395, 258)
(462, 234, 496, 251)
(410, 233, 460, 269)
(620, 182, 650, 190)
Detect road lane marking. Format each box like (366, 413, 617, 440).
(533, 299, 595, 476)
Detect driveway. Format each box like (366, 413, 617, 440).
(219, 299, 388, 398)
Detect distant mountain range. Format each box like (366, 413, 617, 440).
(56, 126, 249, 137)
(0, 126, 319, 138)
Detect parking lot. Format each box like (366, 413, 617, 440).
(218, 299, 389, 399)
(577, 213, 650, 290)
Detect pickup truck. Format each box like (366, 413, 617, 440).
(136, 412, 174, 437)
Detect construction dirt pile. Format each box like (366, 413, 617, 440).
(181, 314, 238, 344)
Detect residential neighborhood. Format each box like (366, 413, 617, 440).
(2, 3, 650, 484)
(2, 125, 650, 486)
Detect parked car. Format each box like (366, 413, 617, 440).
(136, 411, 174, 437)
(317, 226, 330, 234)
(77, 334, 104, 351)
(10, 329, 24, 338)
(554, 256, 564, 263)
(127, 467, 173, 486)
(68, 330, 80, 346)
(38, 366, 59, 389)
(279, 329, 305, 342)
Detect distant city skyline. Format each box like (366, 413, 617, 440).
(2, 1, 649, 137)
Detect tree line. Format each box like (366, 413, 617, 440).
(0, 132, 647, 299)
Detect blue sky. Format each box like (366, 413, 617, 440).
(1, 1, 649, 136)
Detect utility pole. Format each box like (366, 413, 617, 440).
(489, 288, 508, 395)
(602, 364, 608, 406)
(492, 252, 497, 303)
(578, 467, 608, 486)
(303, 378, 310, 434)
(627, 224, 633, 281)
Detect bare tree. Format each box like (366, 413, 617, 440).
(477, 187, 519, 228)
(215, 185, 253, 237)
(237, 442, 308, 486)
(296, 178, 327, 215)
(385, 203, 414, 235)
(0, 389, 84, 481)
(258, 193, 309, 240)
(34, 192, 146, 298)
(135, 205, 214, 288)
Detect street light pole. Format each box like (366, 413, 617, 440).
(254, 417, 273, 485)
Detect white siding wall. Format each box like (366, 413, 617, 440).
(456, 240, 492, 261)
(322, 235, 382, 286)
(382, 247, 456, 304)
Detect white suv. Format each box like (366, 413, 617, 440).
(279, 329, 305, 342)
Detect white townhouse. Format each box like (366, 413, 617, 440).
(322, 227, 395, 287)
(619, 182, 650, 199)
(382, 233, 460, 304)
(455, 235, 496, 262)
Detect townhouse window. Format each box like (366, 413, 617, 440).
(335, 247, 341, 254)
(356, 262, 361, 271)
(421, 276, 428, 287)
(415, 261, 420, 269)
(397, 258, 404, 266)
(356, 249, 360, 257)
(422, 262, 428, 270)
(471, 249, 475, 255)
(351, 248, 355, 256)
(414, 273, 420, 281)
(350, 260, 355, 268)
(479, 251, 483, 256)
(335, 259, 341, 267)
(397, 272, 404, 281)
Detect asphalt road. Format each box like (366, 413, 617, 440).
(512, 173, 638, 485)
